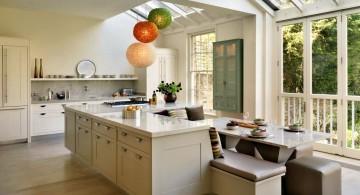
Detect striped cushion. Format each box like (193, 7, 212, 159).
(168, 109, 187, 119)
(209, 127, 224, 159)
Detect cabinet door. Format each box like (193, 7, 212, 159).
(92, 132, 116, 182)
(224, 42, 238, 112)
(65, 110, 76, 153)
(146, 57, 161, 99)
(213, 43, 226, 109)
(163, 54, 177, 83)
(2, 46, 28, 107)
(0, 108, 27, 141)
(32, 111, 65, 136)
(76, 125, 91, 162)
(117, 142, 150, 195)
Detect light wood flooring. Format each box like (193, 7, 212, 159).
(1, 138, 360, 195)
(0, 138, 124, 195)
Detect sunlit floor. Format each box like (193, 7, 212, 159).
(0, 137, 359, 195)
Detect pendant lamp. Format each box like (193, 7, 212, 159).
(148, 8, 172, 29)
(126, 42, 156, 68)
(133, 21, 159, 43)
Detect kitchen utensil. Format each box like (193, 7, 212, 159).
(56, 93, 65, 99)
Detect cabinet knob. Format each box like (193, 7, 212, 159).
(105, 126, 110, 130)
(83, 118, 88, 122)
(40, 105, 46, 108)
(96, 135, 100, 139)
(84, 130, 89, 133)
(40, 113, 46, 116)
(77, 127, 81, 130)
(135, 137, 142, 142)
(121, 132, 127, 136)
(77, 116, 81, 119)
(122, 147, 127, 152)
(95, 122, 100, 126)
(105, 139, 111, 144)
(135, 154, 142, 159)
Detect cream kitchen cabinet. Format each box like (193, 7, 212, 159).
(92, 121, 117, 183)
(64, 110, 76, 153)
(0, 37, 29, 142)
(76, 124, 91, 162)
(136, 48, 178, 99)
(117, 142, 150, 195)
(31, 103, 67, 136)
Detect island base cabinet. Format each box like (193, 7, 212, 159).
(92, 132, 116, 183)
(75, 125, 91, 163)
(64, 110, 75, 153)
(117, 142, 150, 195)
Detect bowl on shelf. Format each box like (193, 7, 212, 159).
(103, 75, 110, 78)
(110, 75, 116, 78)
(253, 118, 266, 126)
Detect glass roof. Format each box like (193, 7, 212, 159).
(264, 0, 318, 10)
(127, 0, 202, 21)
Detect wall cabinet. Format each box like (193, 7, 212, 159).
(92, 126, 116, 182)
(136, 48, 178, 99)
(64, 110, 76, 153)
(0, 37, 29, 142)
(213, 39, 243, 113)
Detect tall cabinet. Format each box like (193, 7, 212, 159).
(0, 37, 29, 142)
(213, 39, 243, 113)
(135, 48, 177, 99)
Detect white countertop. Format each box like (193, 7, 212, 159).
(65, 102, 210, 138)
(206, 117, 332, 148)
(32, 96, 146, 104)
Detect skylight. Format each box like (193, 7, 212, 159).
(126, 0, 202, 21)
(264, 0, 318, 11)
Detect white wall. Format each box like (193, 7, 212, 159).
(0, 6, 139, 77)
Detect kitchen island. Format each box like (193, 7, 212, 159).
(64, 103, 213, 195)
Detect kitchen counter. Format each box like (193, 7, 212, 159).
(31, 95, 146, 104)
(65, 102, 209, 137)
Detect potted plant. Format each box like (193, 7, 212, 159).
(156, 81, 182, 103)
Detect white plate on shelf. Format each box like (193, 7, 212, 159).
(76, 60, 96, 78)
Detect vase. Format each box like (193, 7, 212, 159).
(34, 58, 38, 78)
(39, 59, 43, 78)
(164, 94, 177, 103)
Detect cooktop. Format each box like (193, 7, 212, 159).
(104, 100, 149, 107)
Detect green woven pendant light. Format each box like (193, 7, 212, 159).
(148, 8, 172, 30)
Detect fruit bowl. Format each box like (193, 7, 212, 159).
(226, 122, 239, 130)
(253, 118, 266, 125)
(251, 128, 266, 136)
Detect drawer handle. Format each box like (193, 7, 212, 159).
(135, 137, 142, 142)
(83, 118, 88, 122)
(61, 112, 65, 114)
(40, 105, 46, 107)
(122, 147, 127, 152)
(135, 154, 142, 159)
(95, 122, 100, 126)
(40, 113, 46, 116)
(121, 132, 127, 136)
(105, 139, 111, 144)
(96, 135, 100, 139)
(84, 130, 89, 133)
(105, 126, 110, 130)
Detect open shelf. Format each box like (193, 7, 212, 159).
(30, 77, 139, 81)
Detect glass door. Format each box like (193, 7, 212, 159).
(343, 10, 360, 159)
(308, 14, 342, 154)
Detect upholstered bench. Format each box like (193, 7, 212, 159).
(211, 149, 286, 195)
(288, 143, 313, 161)
(285, 156, 341, 195)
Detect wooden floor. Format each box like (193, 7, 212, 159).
(0, 138, 124, 195)
(1, 138, 360, 195)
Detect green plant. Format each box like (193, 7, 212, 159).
(156, 81, 182, 95)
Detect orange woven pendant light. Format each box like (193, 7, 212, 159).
(133, 21, 159, 43)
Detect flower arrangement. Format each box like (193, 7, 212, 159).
(156, 81, 182, 95)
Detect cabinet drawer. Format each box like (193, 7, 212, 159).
(92, 120, 116, 139)
(117, 128, 150, 154)
(32, 103, 67, 112)
(76, 113, 91, 128)
(32, 111, 65, 136)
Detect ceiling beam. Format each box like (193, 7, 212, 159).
(192, 9, 213, 22)
(161, 2, 198, 25)
(252, 0, 275, 16)
(291, 0, 303, 12)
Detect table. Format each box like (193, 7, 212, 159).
(204, 117, 331, 163)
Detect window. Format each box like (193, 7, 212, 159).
(190, 31, 215, 110)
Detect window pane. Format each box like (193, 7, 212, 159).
(282, 23, 304, 93)
(347, 101, 360, 150)
(311, 17, 337, 95)
(347, 13, 360, 96)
